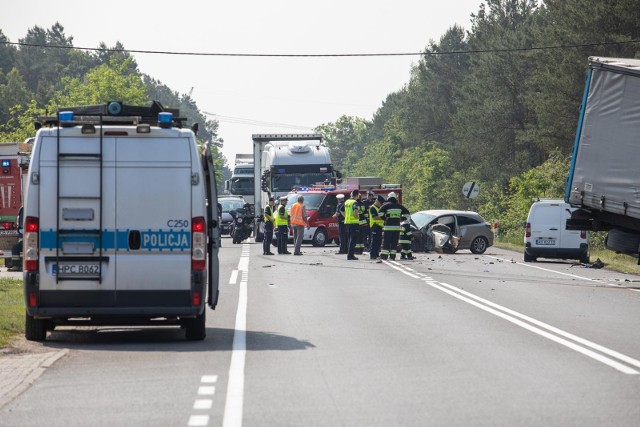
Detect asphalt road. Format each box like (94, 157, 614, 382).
(2, 240, 640, 426)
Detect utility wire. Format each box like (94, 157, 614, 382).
(2, 39, 640, 57)
(203, 112, 313, 130)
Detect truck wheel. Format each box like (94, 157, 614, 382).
(523, 252, 536, 262)
(185, 310, 206, 341)
(470, 236, 488, 254)
(579, 254, 590, 264)
(312, 228, 328, 247)
(605, 229, 640, 255)
(25, 312, 47, 342)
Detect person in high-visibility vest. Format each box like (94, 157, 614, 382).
(262, 196, 276, 255)
(369, 195, 385, 260)
(344, 189, 362, 260)
(289, 195, 309, 255)
(275, 197, 291, 255)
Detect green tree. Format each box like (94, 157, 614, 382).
(52, 56, 147, 107)
(0, 68, 31, 124)
(315, 115, 369, 175)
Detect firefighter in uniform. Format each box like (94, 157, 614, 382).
(399, 219, 414, 260)
(262, 196, 276, 255)
(355, 195, 367, 255)
(275, 197, 291, 255)
(344, 189, 361, 260)
(378, 192, 410, 260)
(369, 195, 385, 259)
(333, 193, 347, 254)
(360, 191, 375, 252)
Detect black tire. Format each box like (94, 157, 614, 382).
(5, 258, 12, 269)
(311, 228, 328, 247)
(580, 254, 590, 264)
(25, 312, 47, 342)
(470, 236, 489, 254)
(523, 252, 536, 262)
(605, 229, 640, 255)
(185, 310, 206, 341)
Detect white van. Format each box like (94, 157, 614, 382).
(23, 102, 220, 341)
(524, 199, 589, 263)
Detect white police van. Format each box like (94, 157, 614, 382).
(23, 102, 220, 341)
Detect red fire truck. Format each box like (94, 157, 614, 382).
(0, 142, 29, 236)
(283, 177, 401, 246)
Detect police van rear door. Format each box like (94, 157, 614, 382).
(115, 136, 193, 305)
(202, 143, 220, 309)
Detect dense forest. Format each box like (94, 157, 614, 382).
(316, 0, 640, 241)
(1, 0, 639, 242)
(0, 23, 228, 186)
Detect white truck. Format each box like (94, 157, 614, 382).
(566, 57, 640, 257)
(252, 134, 339, 242)
(22, 101, 221, 341)
(224, 153, 254, 205)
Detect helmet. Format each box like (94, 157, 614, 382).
(376, 195, 385, 203)
(367, 191, 375, 196)
(388, 192, 397, 199)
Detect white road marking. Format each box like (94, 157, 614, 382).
(223, 243, 249, 427)
(229, 270, 239, 285)
(201, 375, 218, 383)
(487, 255, 597, 281)
(188, 415, 210, 426)
(198, 386, 216, 395)
(193, 400, 213, 410)
(385, 260, 640, 375)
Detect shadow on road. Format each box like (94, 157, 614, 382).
(40, 326, 315, 353)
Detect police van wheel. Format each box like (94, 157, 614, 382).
(25, 313, 47, 342)
(311, 229, 328, 247)
(185, 310, 206, 341)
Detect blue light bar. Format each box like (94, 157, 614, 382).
(59, 111, 74, 122)
(158, 112, 173, 128)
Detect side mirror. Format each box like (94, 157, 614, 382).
(17, 206, 24, 236)
(261, 170, 270, 192)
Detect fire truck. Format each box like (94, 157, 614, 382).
(284, 177, 401, 246)
(0, 142, 29, 236)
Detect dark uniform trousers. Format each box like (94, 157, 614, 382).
(347, 223, 359, 258)
(263, 222, 274, 254)
(277, 225, 289, 254)
(369, 224, 383, 259)
(381, 230, 400, 260)
(338, 221, 348, 253)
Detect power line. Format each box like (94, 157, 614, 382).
(2, 39, 639, 57)
(203, 112, 313, 130)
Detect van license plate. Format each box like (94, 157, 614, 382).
(52, 263, 100, 277)
(536, 239, 555, 246)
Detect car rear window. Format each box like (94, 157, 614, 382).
(457, 215, 482, 226)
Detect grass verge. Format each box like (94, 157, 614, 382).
(0, 278, 23, 347)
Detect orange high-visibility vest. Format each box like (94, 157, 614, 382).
(290, 202, 306, 226)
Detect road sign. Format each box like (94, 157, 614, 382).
(462, 181, 480, 199)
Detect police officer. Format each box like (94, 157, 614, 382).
(369, 194, 385, 259)
(399, 219, 414, 260)
(275, 197, 291, 255)
(344, 189, 361, 260)
(262, 196, 276, 255)
(378, 192, 410, 261)
(333, 193, 348, 254)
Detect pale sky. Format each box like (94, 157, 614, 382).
(1, 0, 483, 166)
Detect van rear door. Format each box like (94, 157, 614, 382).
(529, 203, 562, 249)
(37, 134, 116, 306)
(115, 136, 193, 307)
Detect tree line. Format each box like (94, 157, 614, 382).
(316, 0, 640, 242)
(0, 23, 228, 186)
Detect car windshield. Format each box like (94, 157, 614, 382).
(219, 199, 245, 212)
(285, 193, 325, 210)
(411, 212, 438, 229)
